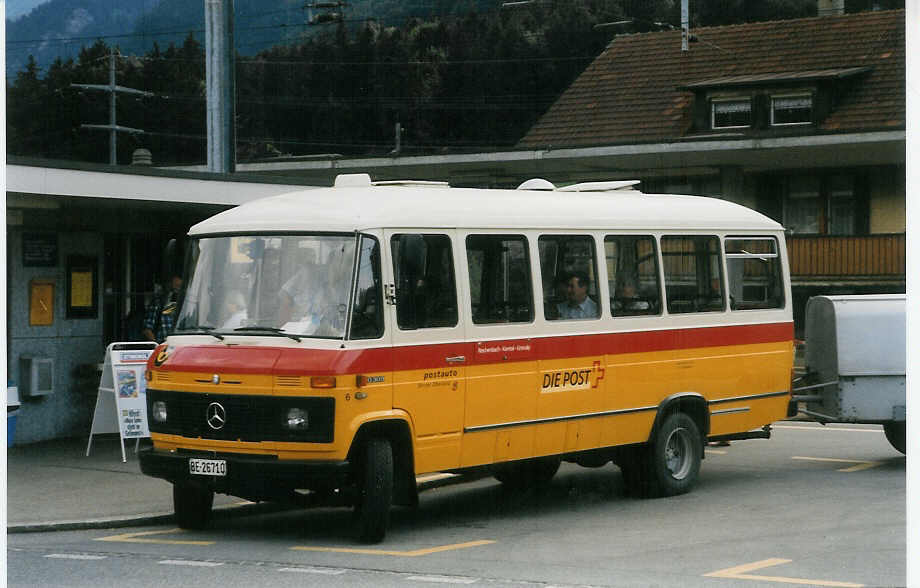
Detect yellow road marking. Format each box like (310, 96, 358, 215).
(96, 528, 215, 546)
(791, 456, 882, 472)
(705, 449, 728, 455)
(292, 539, 495, 557)
(775, 425, 879, 433)
(705, 558, 864, 587)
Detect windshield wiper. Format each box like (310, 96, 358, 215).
(232, 326, 302, 342)
(175, 326, 225, 340)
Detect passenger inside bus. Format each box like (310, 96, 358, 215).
(556, 272, 599, 320)
(612, 273, 652, 316)
(220, 291, 248, 329)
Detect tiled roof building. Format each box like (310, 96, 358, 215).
(519, 10, 904, 149)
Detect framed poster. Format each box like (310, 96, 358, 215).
(29, 280, 55, 326)
(66, 256, 98, 319)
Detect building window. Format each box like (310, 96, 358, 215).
(783, 176, 821, 234)
(711, 98, 752, 129)
(771, 94, 813, 126)
(781, 174, 860, 236)
(827, 175, 856, 235)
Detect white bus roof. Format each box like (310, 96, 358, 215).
(188, 178, 783, 236)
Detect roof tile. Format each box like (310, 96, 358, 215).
(519, 10, 904, 149)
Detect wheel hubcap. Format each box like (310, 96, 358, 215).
(664, 427, 693, 479)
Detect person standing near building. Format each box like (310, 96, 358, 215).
(142, 275, 182, 342)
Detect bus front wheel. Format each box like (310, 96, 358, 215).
(173, 483, 214, 530)
(354, 438, 394, 544)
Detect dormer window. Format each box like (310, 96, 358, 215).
(711, 98, 752, 129)
(771, 94, 813, 126)
(682, 67, 872, 135)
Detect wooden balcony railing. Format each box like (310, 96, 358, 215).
(786, 234, 905, 279)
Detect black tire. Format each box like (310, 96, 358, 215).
(493, 456, 561, 488)
(173, 483, 214, 530)
(643, 412, 703, 498)
(354, 438, 394, 544)
(884, 421, 906, 454)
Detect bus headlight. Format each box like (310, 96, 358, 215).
(285, 408, 309, 431)
(152, 401, 168, 423)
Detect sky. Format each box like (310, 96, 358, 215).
(6, 0, 51, 21)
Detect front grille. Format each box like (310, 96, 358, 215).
(147, 389, 334, 443)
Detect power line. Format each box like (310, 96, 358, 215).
(71, 51, 154, 165)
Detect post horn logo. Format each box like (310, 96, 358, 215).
(153, 348, 170, 366)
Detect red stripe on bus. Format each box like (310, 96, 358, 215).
(155, 322, 792, 376)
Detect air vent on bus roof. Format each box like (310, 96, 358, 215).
(557, 180, 641, 192)
(517, 178, 556, 190)
(334, 173, 373, 188)
(516, 179, 641, 192)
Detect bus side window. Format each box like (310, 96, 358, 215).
(391, 234, 459, 330)
(538, 234, 600, 321)
(661, 236, 724, 314)
(466, 234, 533, 324)
(725, 237, 784, 310)
(349, 235, 384, 339)
(604, 235, 661, 317)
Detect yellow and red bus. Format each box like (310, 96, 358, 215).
(139, 174, 794, 542)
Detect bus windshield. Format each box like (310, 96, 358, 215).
(176, 234, 356, 338)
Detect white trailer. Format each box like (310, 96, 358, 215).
(793, 294, 906, 453)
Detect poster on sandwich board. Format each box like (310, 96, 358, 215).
(86, 342, 158, 462)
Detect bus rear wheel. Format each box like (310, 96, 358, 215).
(883, 421, 906, 454)
(353, 438, 394, 544)
(173, 483, 214, 530)
(645, 412, 702, 497)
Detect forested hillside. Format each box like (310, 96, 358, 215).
(6, 0, 903, 166)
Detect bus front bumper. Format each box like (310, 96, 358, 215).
(138, 446, 351, 500)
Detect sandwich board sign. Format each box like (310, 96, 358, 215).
(86, 342, 158, 462)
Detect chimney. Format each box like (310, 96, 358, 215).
(817, 0, 845, 16)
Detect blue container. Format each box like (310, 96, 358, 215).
(7, 411, 18, 448)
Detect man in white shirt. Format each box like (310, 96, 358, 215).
(557, 272, 598, 319)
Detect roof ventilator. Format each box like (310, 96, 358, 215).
(517, 179, 641, 192)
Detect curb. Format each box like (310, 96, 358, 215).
(8, 473, 472, 534)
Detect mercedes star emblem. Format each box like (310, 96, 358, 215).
(206, 402, 226, 430)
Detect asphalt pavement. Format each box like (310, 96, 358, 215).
(5, 435, 271, 533)
(5, 434, 463, 533)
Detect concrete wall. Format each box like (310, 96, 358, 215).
(7, 227, 105, 444)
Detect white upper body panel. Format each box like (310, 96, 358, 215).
(188, 181, 783, 236)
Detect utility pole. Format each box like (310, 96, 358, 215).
(206, 0, 236, 173)
(681, 0, 689, 52)
(72, 52, 153, 165)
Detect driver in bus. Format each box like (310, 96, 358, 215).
(557, 272, 598, 319)
(279, 256, 322, 325)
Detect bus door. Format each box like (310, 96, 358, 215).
(383, 230, 466, 473)
(460, 232, 540, 467)
(537, 234, 606, 454)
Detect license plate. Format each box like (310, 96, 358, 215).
(189, 458, 226, 476)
